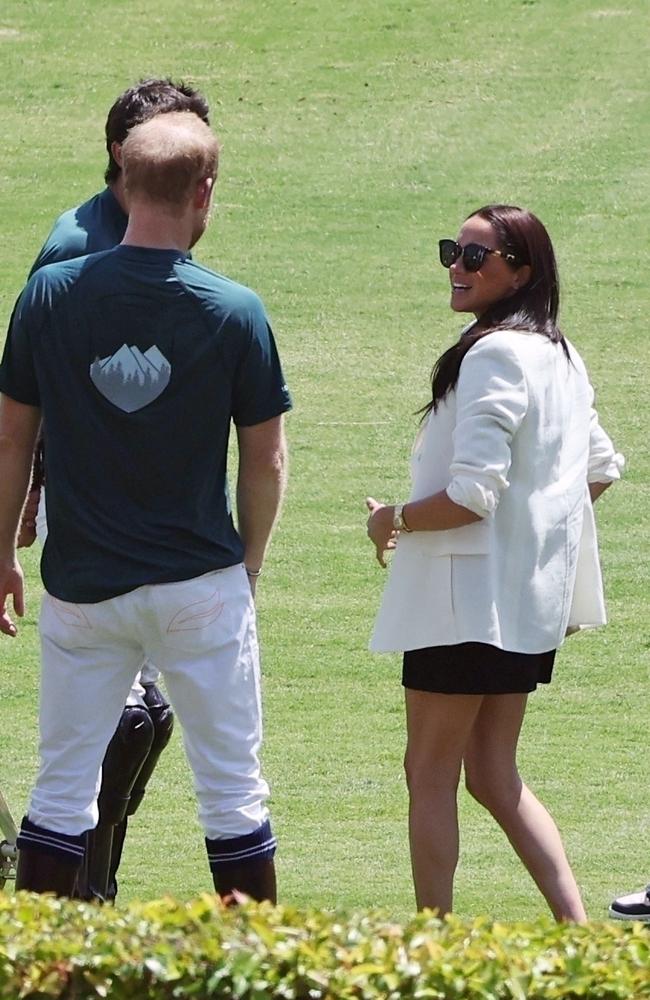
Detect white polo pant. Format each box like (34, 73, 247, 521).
(29, 564, 270, 840)
(36, 487, 160, 706)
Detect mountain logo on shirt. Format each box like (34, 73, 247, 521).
(90, 344, 171, 413)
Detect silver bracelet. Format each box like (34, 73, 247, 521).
(245, 566, 262, 578)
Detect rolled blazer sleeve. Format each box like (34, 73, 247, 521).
(446, 334, 528, 517)
(587, 385, 624, 483)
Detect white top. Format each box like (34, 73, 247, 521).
(370, 330, 623, 654)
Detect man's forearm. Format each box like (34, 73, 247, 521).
(236, 449, 287, 571)
(0, 439, 35, 555)
(0, 400, 41, 557)
(235, 415, 288, 574)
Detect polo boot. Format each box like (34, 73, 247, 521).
(15, 818, 84, 897)
(206, 819, 277, 904)
(212, 858, 277, 904)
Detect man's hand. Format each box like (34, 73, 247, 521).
(17, 487, 40, 548)
(0, 557, 25, 637)
(366, 497, 397, 568)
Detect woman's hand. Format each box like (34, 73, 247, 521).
(366, 497, 397, 568)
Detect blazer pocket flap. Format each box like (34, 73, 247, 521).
(398, 518, 490, 557)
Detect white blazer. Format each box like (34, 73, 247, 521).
(370, 330, 623, 654)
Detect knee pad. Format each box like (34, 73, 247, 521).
(149, 702, 174, 758)
(126, 683, 174, 816)
(98, 706, 155, 826)
(142, 682, 175, 741)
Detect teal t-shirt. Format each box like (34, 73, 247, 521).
(0, 246, 292, 602)
(29, 188, 128, 276)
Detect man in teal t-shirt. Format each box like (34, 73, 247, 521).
(28, 186, 127, 276)
(29, 78, 209, 274)
(17, 80, 211, 903)
(0, 111, 290, 903)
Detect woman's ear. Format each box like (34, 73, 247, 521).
(513, 264, 531, 290)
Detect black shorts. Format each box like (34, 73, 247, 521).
(402, 642, 556, 695)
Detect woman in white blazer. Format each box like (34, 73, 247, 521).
(366, 205, 622, 921)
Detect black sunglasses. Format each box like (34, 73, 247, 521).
(438, 239, 518, 272)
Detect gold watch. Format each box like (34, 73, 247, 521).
(393, 503, 413, 532)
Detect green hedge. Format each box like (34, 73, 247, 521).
(0, 892, 649, 999)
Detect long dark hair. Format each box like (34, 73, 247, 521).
(423, 204, 569, 416)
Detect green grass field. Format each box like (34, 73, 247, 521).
(0, 0, 648, 922)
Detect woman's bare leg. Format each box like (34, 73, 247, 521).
(404, 689, 483, 913)
(463, 693, 586, 923)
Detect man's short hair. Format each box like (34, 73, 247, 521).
(104, 78, 210, 184)
(121, 111, 219, 210)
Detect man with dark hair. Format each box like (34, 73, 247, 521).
(30, 78, 210, 274)
(103, 78, 210, 186)
(19, 79, 211, 902)
(0, 111, 290, 903)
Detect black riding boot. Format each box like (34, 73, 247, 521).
(15, 818, 85, 896)
(16, 847, 81, 897)
(102, 683, 174, 901)
(73, 703, 155, 901)
(206, 815, 277, 904)
(212, 858, 277, 904)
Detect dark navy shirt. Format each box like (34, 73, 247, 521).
(29, 188, 128, 276)
(0, 246, 292, 602)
